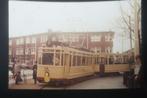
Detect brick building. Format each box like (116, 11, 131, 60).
(9, 31, 114, 64)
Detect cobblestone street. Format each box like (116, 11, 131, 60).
(9, 76, 127, 89)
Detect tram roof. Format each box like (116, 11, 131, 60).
(41, 46, 95, 54)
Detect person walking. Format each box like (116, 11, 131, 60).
(14, 60, 22, 84)
(123, 52, 134, 87)
(127, 52, 135, 88)
(33, 61, 37, 84)
(133, 55, 142, 88)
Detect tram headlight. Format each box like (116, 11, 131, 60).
(45, 72, 49, 76)
(44, 72, 50, 82)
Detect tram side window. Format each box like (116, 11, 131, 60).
(61, 54, 63, 66)
(88, 57, 90, 65)
(42, 53, 53, 65)
(38, 53, 42, 64)
(82, 57, 85, 65)
(94, 57, 96, 64)
(94, 57, 97, 64)
(39, 57, 41, 64)
(95, 57, 97, 64)
(55, 54, 60, 66)
(109, 57, 114, 64)
(93, 57, 95, 64)
(91, 57, 93, 64)
(73, 56, 76, 66)
(90, 57, 92, 64)
(97, 57, 99, 64)
(77, 56, 81, 66)
(64, 54, 66, 65)
(85, 57, 87, 66)
(69, 55, 71, 66)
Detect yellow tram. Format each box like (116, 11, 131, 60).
(36, 45, 132, 84)
(37, 46, 97, 83)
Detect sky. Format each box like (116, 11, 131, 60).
(9, 0, 132, 53)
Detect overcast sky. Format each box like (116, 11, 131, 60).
(9, 0, 132, 53)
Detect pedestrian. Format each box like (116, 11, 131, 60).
(33, 61, 37, 84)
(14, 60, 22, 84)
(123, 52, 134, 87)
(133, 55, 142, 88)
(127, 52, 135, 88)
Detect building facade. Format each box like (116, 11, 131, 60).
(9, 31, 114, 64)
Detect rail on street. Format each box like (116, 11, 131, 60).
(9, 75, 127, 89)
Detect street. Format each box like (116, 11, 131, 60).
(9, 76, 127, 89)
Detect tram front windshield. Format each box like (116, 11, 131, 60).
(42, 53, 53, 65)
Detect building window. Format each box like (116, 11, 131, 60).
(105, 36, 108, 41)
(105, 47, 111, 53)
(16, 39, 20, 45)
(97, 48, 101, 53)
(20, 38, 24, 45)
(95, 47, 101, 53)
(41, 35, 48, 43)
(62, 35, 68, 42)
(16, 48, 23, 55)
(58, 35, 68, 42)
(40, 36, 43, 43)
(32, 37, 36, 43)
(31, 48, 35, 54)
(25, 48, 28, 55)
(20, 49, 23, 55)
(25, 48, 31, 55)
(70, 35, 79, 42)
(92, 47, 101, 53)
(52, 37, 56, 41)
(108, 47, 112, 53)
(91, 35, 101, 42)
(45, 36, 47, 42)
(26, 37, 30, 44)
(16, 48, 19, 55)
(105, 35, 112, 41)
(58, 36, 63, 42)
(16, 38, 24, 45)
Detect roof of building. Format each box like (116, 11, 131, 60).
(9, 31, 115, 39)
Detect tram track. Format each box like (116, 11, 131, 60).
(38, 74, 101, 89)
(39, 74, 125, 89)
(39, 82, 67, 89)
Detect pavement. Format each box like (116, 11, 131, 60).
(9, 76, 127, 89)
(9, 79, 42, 89)
(9, 69, 33, 86)
(66, 76, 127, 89)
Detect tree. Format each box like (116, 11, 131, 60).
(118, 0, 141, 54)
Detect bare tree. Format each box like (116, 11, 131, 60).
(118, 0, 141, 51)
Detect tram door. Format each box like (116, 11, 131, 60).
(64, 54, 70, 78)
(99, 57, 105, 76)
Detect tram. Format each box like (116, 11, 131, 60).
(37, 46, 98, 84)
(36, 45, 132, 84)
